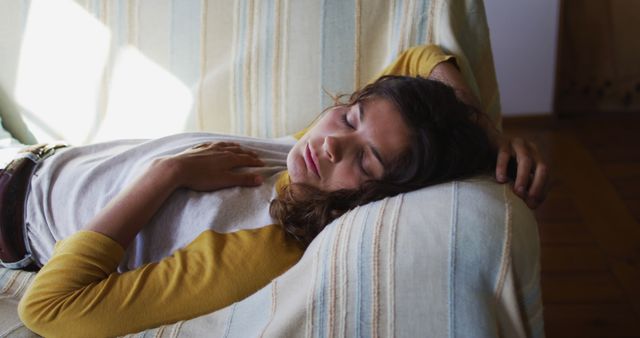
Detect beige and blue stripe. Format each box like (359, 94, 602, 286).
(2, 0, 500, 142)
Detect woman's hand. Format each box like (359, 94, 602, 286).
(86, 141, 265, 249)
(429, 59, 549, 209)
(164, 141, 265, 191)
(494, 135, 549, 209)
(477, 116, 549, 209)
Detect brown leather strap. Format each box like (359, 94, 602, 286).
(0, 143, 68, 270)
(0, 158, 36, 264)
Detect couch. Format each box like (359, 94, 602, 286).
(0, 0, 543, 336)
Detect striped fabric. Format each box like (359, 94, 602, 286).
(0, 1, 533, 337)
(0, 0, 499, 144)
(157, 180, 542, 338)
(230, 0, 288, 137)
(0, 179, 544, 337)
(0, 268, 36, 337)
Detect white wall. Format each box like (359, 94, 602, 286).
(485, 0, 560, 116)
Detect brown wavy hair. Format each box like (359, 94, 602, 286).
(270, 75, 497, 248)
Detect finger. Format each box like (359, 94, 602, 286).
(219, 145, 259, 157)
(213, 142, 259, 157)
(495, 141, 512, 183)
(214, 141, 239, 148)
(226, 172, 263, 187)
(230, 153, 265, 167)
(192, 142, 213, 149)
(512, 139, 533, 197)
(526, 162, 549, 209)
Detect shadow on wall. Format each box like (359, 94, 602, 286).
(4, 0, 195, 145)
(0, 85, 37, 145)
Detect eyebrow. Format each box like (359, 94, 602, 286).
(358, 103, 386, 171)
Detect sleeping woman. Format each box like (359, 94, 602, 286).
(9, 45, 547, 337)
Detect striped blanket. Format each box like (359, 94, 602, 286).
(1, 179, 543, 337)
(0, 0, 500, 144)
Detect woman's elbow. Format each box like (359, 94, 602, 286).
(18, 295, 44, 334)
(18, 291, 63, 336)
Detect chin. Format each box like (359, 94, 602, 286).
(286, 150, 304, 184)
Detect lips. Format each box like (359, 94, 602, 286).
(304, 143, 320, 177)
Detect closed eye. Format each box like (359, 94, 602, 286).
(342, 111, 370, 177)
(341, 113, 355, 129)
(358, 150, 371, 177)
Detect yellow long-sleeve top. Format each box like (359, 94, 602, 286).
(19, 226, 303, 338)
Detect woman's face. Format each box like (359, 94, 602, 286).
(287, 97, 411, 191)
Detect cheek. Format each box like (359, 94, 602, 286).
(312, 118, 335, 135)
(328, 163, 362, 190)
(317, 107, 345, 130)
(286, 141, 305, 183)
(286, 149, 298, 178)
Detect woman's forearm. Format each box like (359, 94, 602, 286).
(428, 60, 482, 111)
(429, 60, 499, 142)
(19, 225, 303, 337)
(85, 158, 180, 249)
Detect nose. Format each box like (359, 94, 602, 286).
(323, 135, 341, 163)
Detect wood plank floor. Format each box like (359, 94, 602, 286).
(503, 113, 640, 338)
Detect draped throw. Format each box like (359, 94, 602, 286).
(0, 0, 500, 143)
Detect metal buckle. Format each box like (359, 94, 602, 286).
(36, 143, 69, 161)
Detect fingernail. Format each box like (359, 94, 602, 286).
(517, 186, 526, 195)
(497, 174, 507, 182)
(254, 176, 263, 184)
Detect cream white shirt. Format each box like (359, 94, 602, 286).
(24, 133, 296, 271)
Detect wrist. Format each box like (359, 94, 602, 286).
(149, 156, 183, 190)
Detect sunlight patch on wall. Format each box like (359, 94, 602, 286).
(92, 46, 193, 142)
(14, 0, 110, 145)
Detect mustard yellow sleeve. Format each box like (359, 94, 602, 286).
(19, 226, 303, 338)
(373, 44, 455, 79)
(292, 44, 455, 140)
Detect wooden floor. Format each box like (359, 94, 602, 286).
(503, 112, 640, 338)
